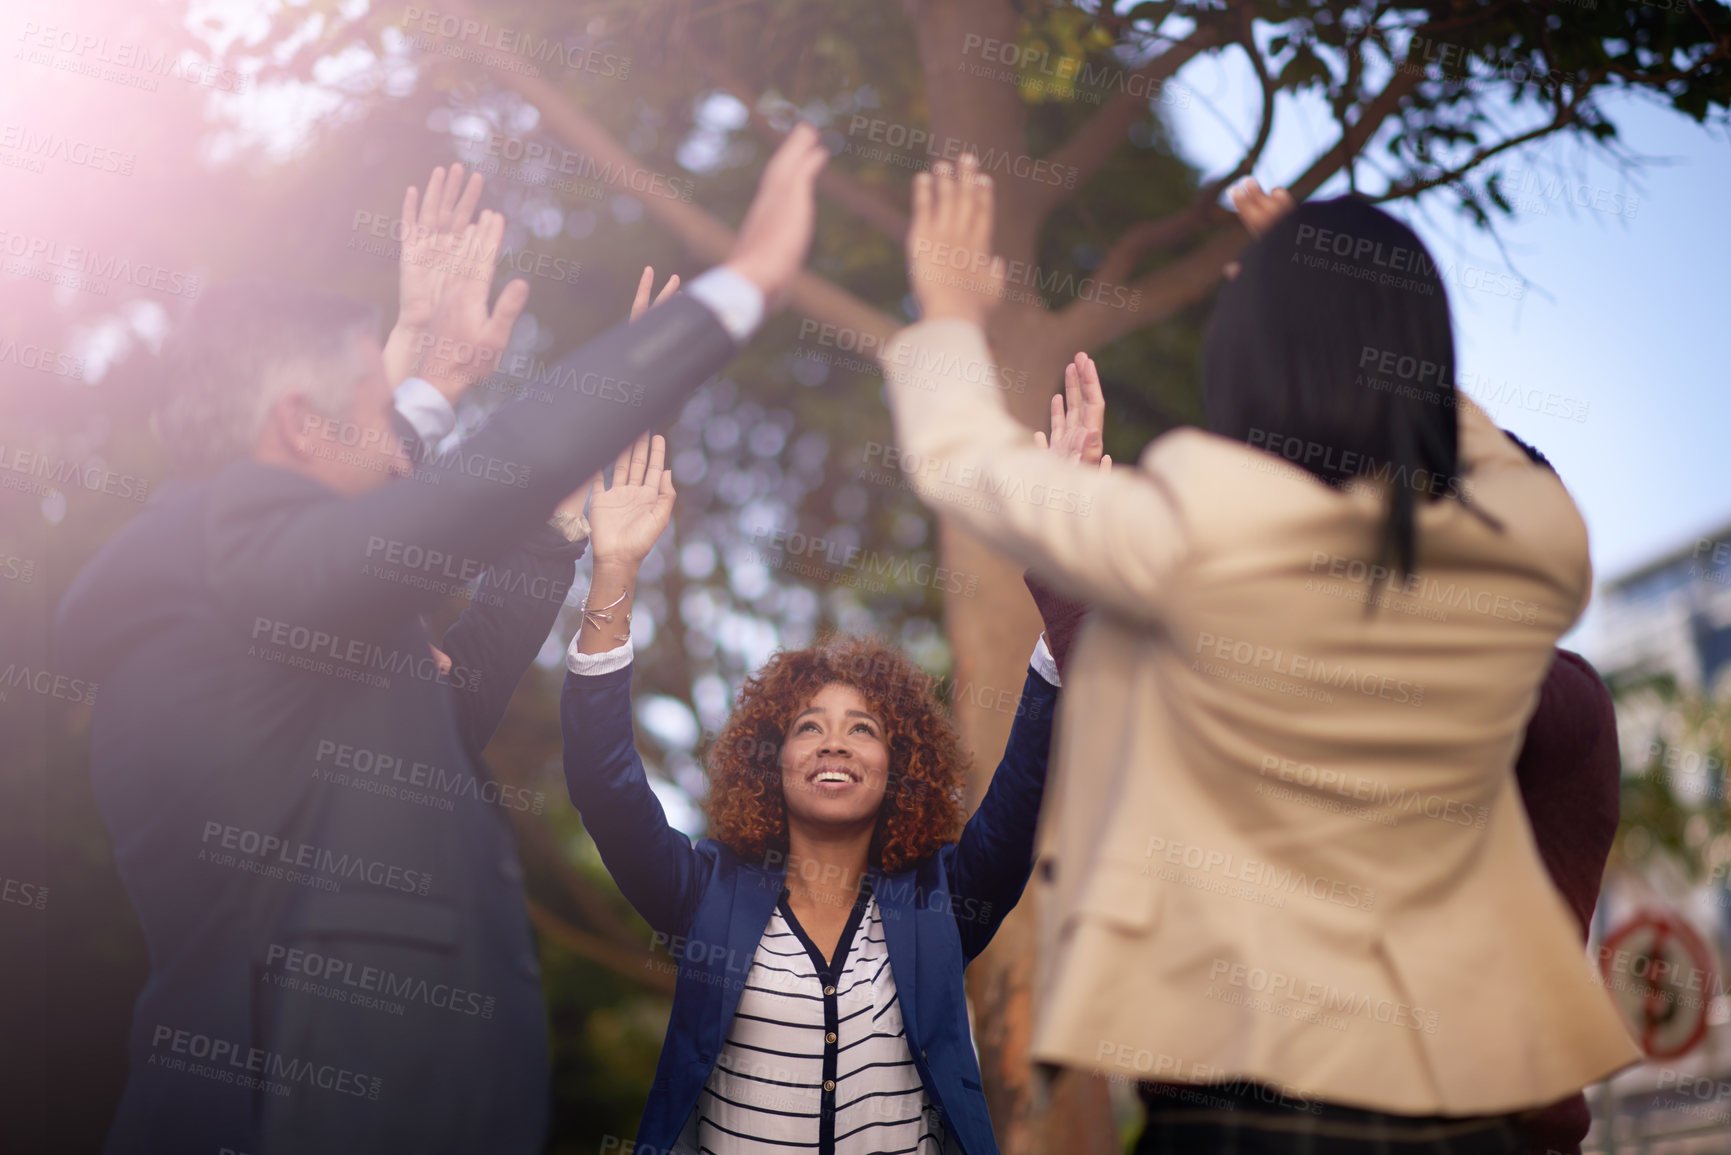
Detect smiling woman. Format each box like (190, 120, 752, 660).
(558, 416, 1067, 1155)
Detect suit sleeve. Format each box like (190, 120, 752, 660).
(204, 298, 736, 634)
(882, 319, 1192, 624)
(560, 665, 706, 936)
(437, 522, 584, 756)
(945, 666, 1059, 962)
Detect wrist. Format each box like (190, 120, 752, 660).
(720, 259, 777, 301)
(589, 557, 642, 581)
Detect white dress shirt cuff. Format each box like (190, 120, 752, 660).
(685, 267, 765, 345)
(1030, 635, 1060, 687)
(393, 377, 457, 444)
(567, 635, 635, 676)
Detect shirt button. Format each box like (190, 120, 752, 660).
(823, 985, 836, 996)
(826, 1031, 837, 1044)
(823, 1079, 836, 1092)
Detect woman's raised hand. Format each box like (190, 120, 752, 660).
(1034, 352, 1112, 470)
(583, 431, 677, 568)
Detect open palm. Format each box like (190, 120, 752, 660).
(586, 432, 676, 566)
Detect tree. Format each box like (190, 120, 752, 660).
(7, 0, 1730, 1150)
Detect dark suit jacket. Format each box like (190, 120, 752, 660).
(560, 662, 1060, 1155)
(55, 299, 739, 1155)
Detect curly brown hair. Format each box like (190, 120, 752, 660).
(702, 634, 969, 872)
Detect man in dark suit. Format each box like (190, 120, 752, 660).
(54, 126, 827, 1155)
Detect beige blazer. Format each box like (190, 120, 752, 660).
(881, 319, 1640, 1116)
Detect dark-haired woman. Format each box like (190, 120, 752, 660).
(559, 430, 1062, 1155)
(876, 158, 1640, 1152)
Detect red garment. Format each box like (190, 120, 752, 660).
(1511, 649, 1624, 1155)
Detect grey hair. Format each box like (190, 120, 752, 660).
(155, 282, 381, 474)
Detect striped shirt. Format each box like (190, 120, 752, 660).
(681, 878, 955, 1155)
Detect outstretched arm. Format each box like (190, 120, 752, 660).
(945, 650, 1060, 963)
(206, 128, 828, 636)
(562, 417, 705, 935)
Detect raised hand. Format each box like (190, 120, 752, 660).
(630, 265, 681, 322)
(907, 153, 1005, 328)
(1230, 178, 1295, 238)
(722, 123, 829, 308)
(1224, 178, 1296, 279)
(383, 165, 484, 387)
(1034, 352, 1112, 470)
(584, 432, 676, 568)
(372, 164, 530, 401)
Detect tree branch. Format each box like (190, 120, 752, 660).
(1032, 27, 1222, 214)
(686, 50, 910, 243)
(425, 2, 899, 345)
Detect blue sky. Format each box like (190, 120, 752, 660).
(1165, 60, 1731, 648)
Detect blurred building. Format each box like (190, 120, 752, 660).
(1594, 520, 1731, 694)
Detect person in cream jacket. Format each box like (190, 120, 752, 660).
(876, 157, 1638, 1144)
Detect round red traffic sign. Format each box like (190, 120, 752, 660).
(1600, 911, 1716, 1060)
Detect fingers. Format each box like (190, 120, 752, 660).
(449, 170, 484, 236)
(1050, 388, 1067, 445)
(402, 185, 419, 244)
(626, 430, 651, 487)
(483, 278, 530, 345)
(631, 266, 654, 321)
(652, 273, 680, 308)
(1100, 454, 1113, 472)
(1034, 431, 1049, 450)
(435, 163, 466, 233)
(609, 439, 634, 489)
(1063, 358, 1082, 436)
(419, 167, 445, 235)
(641, 433, 665, 491)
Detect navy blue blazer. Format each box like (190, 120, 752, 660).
(560, 661, 1059, 1155)
(54, 298, 740, 1155)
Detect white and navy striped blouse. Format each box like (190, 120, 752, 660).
(678, 879, 957, 1155)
